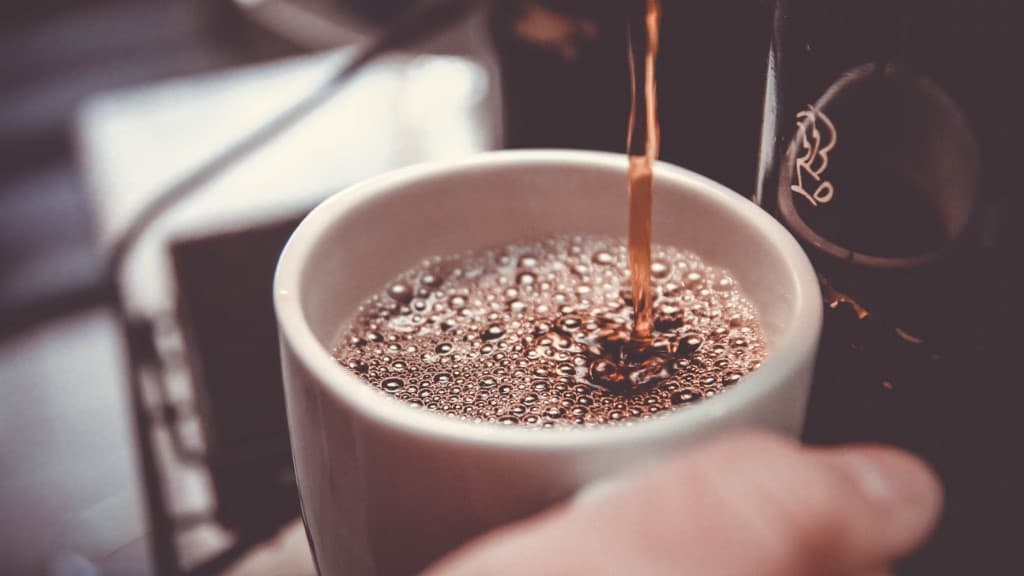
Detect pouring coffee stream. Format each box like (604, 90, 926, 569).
(565, 0, 712, 396)
(626, 0, 662, 342)
(554, 0, 674, 397)
(546, 0, 670, 397)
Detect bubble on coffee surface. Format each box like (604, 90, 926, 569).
(333, 236, 766, 428)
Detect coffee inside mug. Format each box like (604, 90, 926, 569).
(281, 150, 819, 441)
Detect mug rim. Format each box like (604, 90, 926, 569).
(274, 149, 822, 452)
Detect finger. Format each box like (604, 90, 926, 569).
(424, 432, 942, 576)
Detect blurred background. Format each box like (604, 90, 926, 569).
(1, 0, 1020, 575)
(2, 0, 267, 336)
(2, 1, 503, 574)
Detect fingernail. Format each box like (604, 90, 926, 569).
(833, 449, 943, 528)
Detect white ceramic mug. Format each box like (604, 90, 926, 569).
(274, 150, 822, 575)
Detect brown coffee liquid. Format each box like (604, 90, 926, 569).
(626, 0, 661, 340)
(333, 236, 766, 428)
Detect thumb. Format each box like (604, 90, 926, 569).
(425, 432, 942, 576)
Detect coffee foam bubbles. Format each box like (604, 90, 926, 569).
(333, 236, 766, 428)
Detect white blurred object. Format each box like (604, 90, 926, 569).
(79, 48, 498, 249)
(77, 48, 500, 314)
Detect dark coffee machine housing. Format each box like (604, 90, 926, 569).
(495, 2, 1024, 573)
(758, 1, 1024, 573)
(492, 0, 773, 197)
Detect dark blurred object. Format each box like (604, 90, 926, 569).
(333, 0, 418, 25)
(757, 1, 1024, 574)
(172, 217, 306, 536)
(0, 0, 113, 32)
(491, 0, 772, 196)
(0, 167, 112, 337)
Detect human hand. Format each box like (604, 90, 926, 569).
(425, 432, 942, 576)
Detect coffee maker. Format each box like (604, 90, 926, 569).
(490, 1, 1022, 573)
(488, 2, 1023, 574)
(755, 1, 1023, 573)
